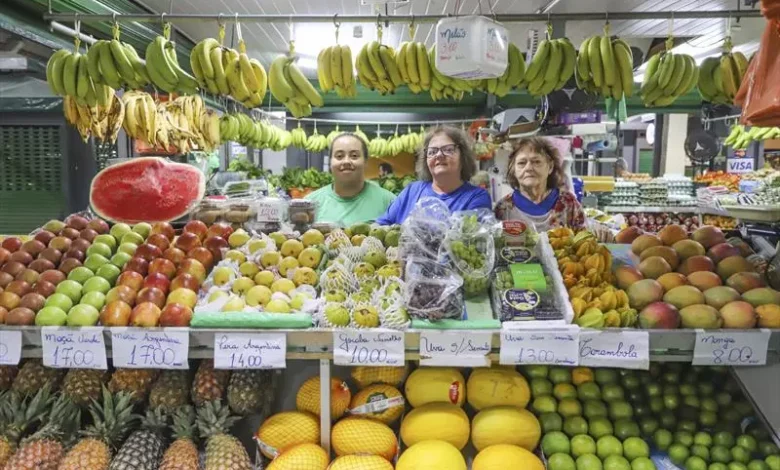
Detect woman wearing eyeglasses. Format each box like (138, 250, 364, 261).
(494, 137, 585, 231)
(376, 125, 492, 225)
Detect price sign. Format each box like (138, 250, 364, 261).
(500, 328, 579, 366)
(111, 328, 189, 369)
(333, 330, 404, 367)
(41, 327, 107, 369)
(693, 329, 771, 366)
(579, 330, 649, 370)
(420, 331, 492, 367)
(213, 333, 286, 370)
(0, 330, 22, 366)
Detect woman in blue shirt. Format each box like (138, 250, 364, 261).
(377, 125, 492, 225)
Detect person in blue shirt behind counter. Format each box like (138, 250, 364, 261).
(376, 125, 492, 225)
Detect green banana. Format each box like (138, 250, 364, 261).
(98, 42, 122, 89)
(588, 36, 603, 87)
(86, 42, 104, 85)
(46, 50, 70, 96)
(663, 54, 687, 96)
(75, 54, 89, 99)
(612, 39, 634, 98)
(164, 43, 198, 94)
(543, 40, 563, 85)
(697, 57, 720, 101)
(525, 39, 549, 83)
(657, 53, 676, 89)
(123, 43, 151, 86)
(147, 37, 178, 86)
(600, 35, 616, 87)
(576, 37, 592, 83)
(62, 52, 80, 97)
(109, 39, 135, 83)
(557, 39, 576, 89)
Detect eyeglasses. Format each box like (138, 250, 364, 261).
(425, 144, 459, 159)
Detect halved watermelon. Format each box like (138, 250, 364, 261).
(90, 157, 205, 223)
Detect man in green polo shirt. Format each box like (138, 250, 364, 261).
(306, 133, 396, 226)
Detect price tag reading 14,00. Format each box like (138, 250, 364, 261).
(333, 330, 404, 367)
(41, 327, 107, 369)
(213, 333, 287, 370)
(111, 329, 189, 369)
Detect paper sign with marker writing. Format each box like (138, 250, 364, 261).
(111, 328, 189, 369)
(213, 333, 286, 370)
(693, 329, 770, 366)
(0, 330, 22, 366)
(41, 327, 107, 369)
(419, 331, 492, 367)
(500, 327, 579, 366)
(579, 330, 649, 370)
(333, 330, 404, 367)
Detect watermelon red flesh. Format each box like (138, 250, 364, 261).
(89, 157, 205, 224)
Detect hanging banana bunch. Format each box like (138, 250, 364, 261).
(356, 23, 404, 95)
(63, 92, 124, 144)
(79, 23, 149, 92)
(219, 113, 242, 142)
(291, 124, 308, 149)
(144, 22, 199, 95)
(395, 40, 431, 93)
(398, 125, 423, 154)
(639, 37, 698, 107)
(577, 25, 635, 100)
(476, 42, 526, 97)
(327, 125, 344, 145)
(523, 24, 576, 97)
(428, 45, 477, 101)
(317, 23, 357, 98)
(724, 124, 780, 150)
(697, 38, 748, 105)
(305, 127, 329, 152)
(353, 125, 369, 144)
(270, 41, 324, 118)
(369, 128, 390, 158)
(121, 91, 160, 147)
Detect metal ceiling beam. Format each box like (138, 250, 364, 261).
(43, 10, 763, 24)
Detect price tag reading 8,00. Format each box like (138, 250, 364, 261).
(333, 330, 405, 367)
(111, 328, 189, 369)
(693, 329, 771, 366)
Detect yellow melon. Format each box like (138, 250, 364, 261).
(467, 366, 531, 410)
(473, 444, 546, 470)
(351, 365, 408, 388)
(331, 417, 397, 461)
(400, 402, 470, 450)
(471, 406, 541, 451)
(396, 440, 467, 470)
(327, 455, 395, 470)
(255, 411, 320, 459)
(296, 376, 351, 420)
(348, 384, 404, 424)
(266, 443, 329, 470)
(404, 367, 466, 408)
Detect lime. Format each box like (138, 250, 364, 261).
(733, 446, 752, 464)
(668, 444, 691, 466)
(716, 392, 733, 407)
(633, 402, 650, 418)
(660, 412, 677, 429)
(679, 420, 699, 433)
(723, 409, 742, 424)
(583, 400, 608, 419)
(766, 456, 780, 470)
(533, 395, 558, 414)
(609, 401, 633, 420)
(684, 396, 702, 408)
(654, 429, 674, 451)
(664, 384, 680, 396)
(749, 461, 770, 470)
(712, 446, 732, 463)
(675, 431, 695, 447)
(748, 425, 771, 442)
(694, 432, 714, 447)
(687, 456, 710, 470)
(760, 441, 780, 457)
(578, 382, 602, 401)
(640, 418, 659, 436)
(632, 457, 656, 470)
(698, 383, 715, 396)
(714, 432, 736, 448)
(662, 370, 680, 384)
(623, 437, 650, 461)
(595, 369, 618, 385)
(596, 436, 623, 460)
(664, 394, 680, 410)
(549, 453, 577, 470)
(649, 397, 664, 413)
(523, 365, 550, 379)
(540, 412, 564, 433)
(710, 464, 729, 470)
(691, 445, 711, 461)
(602, 384, 625, 402)
(555, 383, 579, 400)
(730, 463, 749, 470)
(737, 435, 759, 453)
(680, 384, 697, 396)
(564, 417, 589, 437)
(614, 420, 641, 440)
(559, 398, 584, 418)
(531, 378, 554, 397)
(572, 435, 597, 458)
(603, 455, 632, 470)
(621, 375, 640, 390)
(700, 411, 719, 427)
(701, 398, 719, 412)
(735, 402, 754, 419)
(577, 454, 603, 470)
(542, 431, 572, 456)
(646, 383, 662, 397)
(588, 418, 614, 439)
(550, 367, 573, 384)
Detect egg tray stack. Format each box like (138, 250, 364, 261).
(664, 176, 696, 206)
(638, 179, 669, 207)
(606, 181, 640, 206)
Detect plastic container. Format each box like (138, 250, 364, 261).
(434, 15, 508, 79)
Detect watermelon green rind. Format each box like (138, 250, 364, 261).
(89, 157, 205, 224)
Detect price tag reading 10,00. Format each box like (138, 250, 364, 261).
(111, 329, 189, 369)
(41, 327, 107, 370)
(333, 330, 405, 367)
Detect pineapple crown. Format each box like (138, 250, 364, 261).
(170, 406, 198, 443)
(82, 387, 139, 449)
(22, 393, 81, 447)
(0, 386, 55, 444)
(141, 407, 169, 437)
(196, 401, 240, 440)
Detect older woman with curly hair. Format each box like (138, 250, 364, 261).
(377, 125, 492, 225)
(494, 136, 585, 231)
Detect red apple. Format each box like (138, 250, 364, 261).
(204, 236, 229, 261)
(170, 273, 200, 292)
(28, 259, 55, 274)
(32, 280, 56, 298)
(163, 247, 186, 266)
(19, 292, 45, 312)
(48, 236, 72, 252)
(15, 269, 38, 286)
(129, 301, 161, 327)
(146, 233, 171, 251)
(58, 258, 82, 275)
(39, 269, 66, 286)
(21, 240, 45, 257)
(70, 238, 92, 253)
(0, 248, 10, 266)
(78, 228, 98, 242)
(159, 303, 193, 327)
(177, 258, 206, 283)
(65, 214, 89, 230)
(183, 220, 208, 241)
(0, 272, 11, 288)
(60, 227, 80, 240)
(135, 243, 162, 262)
(1, 237, 22, 253)
(0, 291, 21, 310)
(106, 285, 137, 306)
(123, 257, 149, 276)
(33, 230, 56, 246)
(5, 280, 30, 297)
(117, 271, 144, 292)
(100, 300, 132, 326)
(87, 218, 110, 234)
(151, 222, 175, 241)
(143, 272, 170, 294)
(63, 249, 85, 263)
(2, 261, 26, 277)
(187, 247, 214, 270)
(136, 287, 166, 309)
(175, 232, 202, 252)
(206, 222, 233, 240)
(38, 247, 63, 265)
(149, 258, 177, 280)
(9, 251, 33, 266)
(6, 307, 34, 325)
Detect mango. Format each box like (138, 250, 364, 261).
(679, 304, 722, 329)
(726, 272, 766, 294)
(658, 224, 689, 246)
(640, 246, 680, 270)
(691, 226, 726, 249)
(672, 239, 706, 260)
(687, 271, 722, 291)
(663, 285, 704, 310)
(741, 287, 780, 308)
(639, 256, 672, 280)
(716, 256, 755, 282)
(719, 301, 757, 329)
(632, 234, 662, 256)
(703, 286, 741, 310)
(756, 304, 780, 328)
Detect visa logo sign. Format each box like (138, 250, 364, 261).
(727, 158, 754, 174)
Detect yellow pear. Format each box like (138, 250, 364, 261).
(280, 239, 304, 258)
(292, 267, 318, 286)
(271, 278, 296, 295)
(279, 256, 299, 277)
(247, 239, 267, 253)
(239, 261, 260, 278)
(245, 285, 272, 307)
(300, 229, 324, 247)
(208, 290, 229, 303)
(224, 249, 246, 264)
(260, 250, 282, 268)
(231, 277, 255, 295)
(212, 267, 234, 286)
(253, 270, 275, 287)
(298, 247, 322, 269)
(228, 229, 250, 248)
(221, 295, 246, 312)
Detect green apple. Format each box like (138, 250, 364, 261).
(132, 222, 151, 238)
(120, 231, 144, 246)
(35, 306, 67, 326)
(66, 304, 100, 326)
(56, 280, 83, 303)
(80, 291, 106, 310)
(109, 223, 132, 240)
(83, 276, 111, 294)
(118, 243, 138, 256)
(110, 252, 132, 268)
(93, 234, 117, 251)
(86, 242, 112, 259)
(84, 254, 110, 272)
(45, 293, 73, 312)
(96, 264, 121, 284)
(67, 266, 95, 284)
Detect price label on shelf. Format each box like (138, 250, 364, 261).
(693, 329, 770, 366)
(41, 327, 107, 369)
(111, 328, 189, 369)
(578, 330, 649, 370)
(333, 330, 404, 367)
(419, 331, 492, 367)
(213, 333, 286, 370)
(500, 328, 579, 366)
(0, 330, 22, 366)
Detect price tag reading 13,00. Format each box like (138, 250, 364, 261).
(333, 330, 405, 367)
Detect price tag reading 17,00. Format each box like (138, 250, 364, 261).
(213, 333, 287, 370)
(693, 329, 771, 366)
(41, 327, 107, 370)
(333, 330, 405, 367)
(111, 329, 189, 369)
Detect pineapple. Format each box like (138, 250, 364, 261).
(11, 360, 65, 396)
(149, 371, 190, 414)
(0, 387, 54, 466)
(62, 369, 108, 407)
(108, 408, 166, 470)
(108, 369, 159, 403)
(191, 360, 229, 407)
(197, 401, 251, 470)
(57, 387, 137, 470)
(159, 407, 199, 470)
(226, 370, 277, 416)
(4, 394, 80, 470)
(0, 366, 18, 390)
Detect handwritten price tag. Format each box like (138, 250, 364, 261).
(111, 328, 189, 369)
(420, 331, 492, 367)
(214, 333, 286, 370)
(693, 329, 771, 366)
(579, 330, 649, 370)
(41, 327, 107, 369)
(500, 328, 579, 366)
(333, 330, 404, 367)
(0, 330, 22, 366)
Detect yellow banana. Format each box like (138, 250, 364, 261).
(719, 54, 737, 99)
(612, 39, 634, 97)
(588, 36, 604, 88)
(379, 45, 403, 87)
(238, 53, 258, 91)
(367, 41, 387, 80)
(197, 38, 220, 79)
(268, 55, 294, 102)
(330, 45, 343, 87)
(405, 41, 420, 84)
(287, 61, 324, 107)
(600, 35, 616, 87)
(416, 42, 431, 88)
(210, 47, 230, 95)
(397, 43, 412, 85)
(341, 45, 354, 88)
(317, 47, 334, 92)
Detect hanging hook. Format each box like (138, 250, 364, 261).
(160, 11, 166, 26)
(333, 13, 341, 28)
(217, 12, 223, 27)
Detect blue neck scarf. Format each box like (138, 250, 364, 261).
(512, 188, 560, 216)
